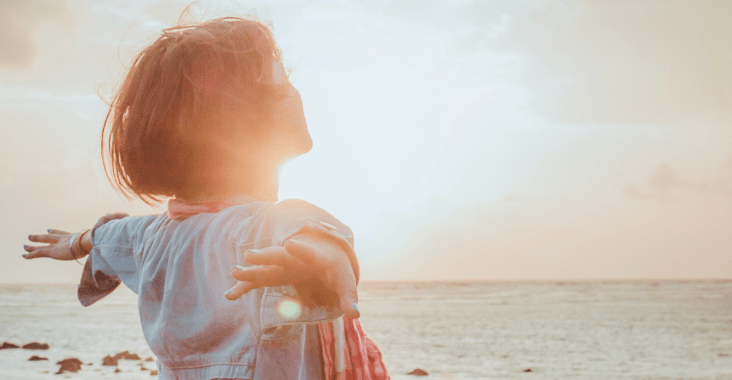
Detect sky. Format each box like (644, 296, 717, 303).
(1, 0, 730, 283)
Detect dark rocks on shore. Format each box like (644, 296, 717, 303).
(407, 368, 428, 376)
(114, 350, 141, 360)
(1, 342, 50, 350)
(145, 356, 155, 362)
(102, 355, 118, 366)
(523, 368, 533, 372)
(55, 358, 83, 374)
(103, 350, 143, 366)
(29, 355, 48, 361)
(22, 342, 50, 350)
(150, 370, 159, 376)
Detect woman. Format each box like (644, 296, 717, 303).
(23, 16, 388, 380)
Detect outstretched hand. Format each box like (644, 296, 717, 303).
(23, 213, 129, 261)
(225, 235, 360, 318)
(24, 229, 77, 260)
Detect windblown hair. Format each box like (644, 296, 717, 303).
(102, 17, 289, 204)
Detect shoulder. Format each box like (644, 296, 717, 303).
(264, 199, 353, 242)
(92, 214, 162, 246)
(269, 199, 334, 219)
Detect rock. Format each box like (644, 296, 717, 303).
(113, 350, 129, 359)
(55, 358, 83, 374)
(145, 357, 155, 362)
(22, 342, 50, 350)
(407, 368, 428, 376)
(112, 350, 141, 360)
(29, 356, 48, 361)
(150, 370, 159, 376)
(114, 368, 122, 373)
(0, 342, 19, 349)
(140, 365, 149, 371)
(720, 353, 730, 357)
(103, 350, 141, 366)
(102, 355, 119, 366)
(523, 368, 533, 372)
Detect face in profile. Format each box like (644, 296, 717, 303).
(269, 60, 312, 158)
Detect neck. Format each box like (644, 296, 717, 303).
(182, 161, 281, 203)
(220, 160, 281, 202)
(241, 164, 279, 202)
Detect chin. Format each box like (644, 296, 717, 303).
(290, 130, 313, 155)
(301, 134, 313, 153)
(277, 134, 312, 162)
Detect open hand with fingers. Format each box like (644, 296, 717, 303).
(23, 213, 129, 261)
(24, 229, 81, 260)
(226, 234, 361, 318)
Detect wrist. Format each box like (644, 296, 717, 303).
(71, 229, 92, 259)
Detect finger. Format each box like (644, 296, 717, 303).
(28, 234, 61, 244)
(23, 244, 40, 252)
(231, 265, 286, 285)
(22, 247, 49, 259)
(47, 229, 70, 235)
(223, 281, 256, 300)
(283, 239, 320, 265)
(245, 247, 303, 268)
(328, 263, 360, 319)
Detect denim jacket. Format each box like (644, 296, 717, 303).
(77, 197, 354, 380)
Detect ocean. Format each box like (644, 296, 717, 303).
(0, 281, 730, 379)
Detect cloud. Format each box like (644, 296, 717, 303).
(625, 163, 732, 201)
(371, 184, 732, 281)
(502, 193, 526, 202)
(485, 0, 732, 126)
(0, 0, 74, 69)
(311, 0, 732, 127)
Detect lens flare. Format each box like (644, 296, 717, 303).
(278, 299, 302, 320)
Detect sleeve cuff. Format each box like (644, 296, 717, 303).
(77, 250, 121, 307)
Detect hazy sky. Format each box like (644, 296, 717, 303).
(1, 0, 730, 283)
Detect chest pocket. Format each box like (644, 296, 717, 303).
(260, 323, 305, 341)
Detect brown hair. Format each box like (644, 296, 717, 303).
(102, 17, 289, 204)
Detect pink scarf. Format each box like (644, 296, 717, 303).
(167, 196, 255, 220)
(319, 317, 390, 380)
(167, 198, 390, 380)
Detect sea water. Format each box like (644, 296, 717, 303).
(1, 281, 730, 379)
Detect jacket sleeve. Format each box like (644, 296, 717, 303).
(77, 214, 159, 306)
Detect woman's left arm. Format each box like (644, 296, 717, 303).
(226, 233, 360, 319)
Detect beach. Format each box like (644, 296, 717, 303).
(1, 281, 731, 379)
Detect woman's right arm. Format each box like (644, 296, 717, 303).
(23, 213, 129, 261)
